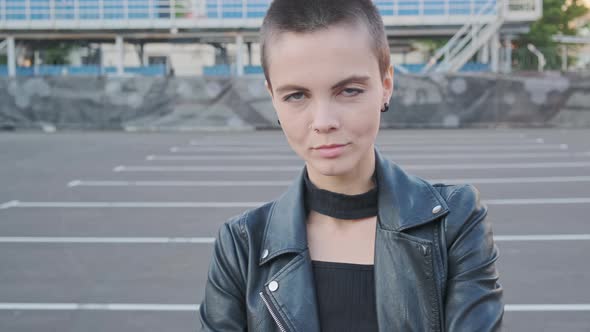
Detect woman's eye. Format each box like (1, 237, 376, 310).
(284, 92, 305, 102)
(341, 88, 364, 97)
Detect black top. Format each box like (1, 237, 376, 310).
(303, 167, 379, 331)
(311, 260, 378, 332)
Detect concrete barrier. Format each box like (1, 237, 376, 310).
(1, 72, 589, 131)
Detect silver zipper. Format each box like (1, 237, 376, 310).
(259, 291, 288, 332)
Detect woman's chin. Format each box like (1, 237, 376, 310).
(306, 158, 353, 177)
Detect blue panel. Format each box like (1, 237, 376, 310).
(30, 0, 50, 20)
(203, 64, 231, 76)
(475, 0, 496, 15)
(397, 62, 490, 73)
(246, 11, 265, 18)
(424, 0, 445, 15)
(6, 0, 26, 20)
(54, 0, 75, 20)
(124, 65, 167, 76)
(17, 67, 35, 76)
(103, 65, 166, 76)
(68, 66, 101, 75)
(0, 65, 165, 77)
(206, 0, 218, 18)
(38, 65, 67, 75)
(127, 0, 149, 19)
(244, 65, 263, 75)
(0, 0, 500, 22)
(460, 62, 490, 72)
(79, 0, 100, 19)
(103, 0, 124, 19)
(219, 0, 243, 18)
(449, 0, 472, 15)
(399, 64, 427, 73)
(374, 1, 393, 16)
(398, 1, 419, 15)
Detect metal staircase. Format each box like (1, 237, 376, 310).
(421, 0, 505, 74)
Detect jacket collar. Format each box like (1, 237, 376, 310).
(259, 148, 449, 266)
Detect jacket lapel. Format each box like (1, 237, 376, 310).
(259, 168, 320, 332)
(260, 251, 320, 332)
(373, 148, 449, 331)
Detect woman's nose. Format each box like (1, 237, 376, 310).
(310, 101, 340, 133)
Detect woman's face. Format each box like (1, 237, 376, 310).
(266, 23, 393, 179)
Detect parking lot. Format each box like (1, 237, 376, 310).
(1, 128, 589, 331)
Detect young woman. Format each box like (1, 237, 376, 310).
(199, 1, 503, 331)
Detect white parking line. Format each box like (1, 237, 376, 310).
(201, 133, 528, 141)
(113, 161, 590, 172)
(0, 303, 198, 311)
(170, 144, 568, 153)
(505, 304, 590, 312)
(485, 198, 590, 205)
(1, 234, 589, 244)
(0, 200, 19, 209)
(0, 237, 215, 244)
(0, 201, 263, 209)
(494, 234, 590, 241)
(114, 165, 303, 172)
(68, 176, 590, 188)
(68, 180, 293, 187)
(189, 138, 544, 146)
(435, 176, 590, 184)
(147, 151, 590, 161)
(2, 198, 589, 210)
(0, 303, 588, 312)
(148, 154, 299, 161)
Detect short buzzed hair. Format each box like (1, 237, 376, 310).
(260, 0, 391, 87)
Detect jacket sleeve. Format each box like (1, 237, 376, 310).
(443, 185, 504, 331)
(199, 219, 248, 331)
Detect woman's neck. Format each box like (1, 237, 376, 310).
(305, 149, 376, 195)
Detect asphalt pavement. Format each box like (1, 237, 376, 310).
(1, 128, 589, 331)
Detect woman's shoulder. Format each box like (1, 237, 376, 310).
(388, 160, 481, 211)
(396, 163, 484, 218)
(428, 181, 489, 247)
(217, 201, 276, 245)
(430, 182, 482, 209)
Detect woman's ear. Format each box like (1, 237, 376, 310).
(382, 64, 394, 103)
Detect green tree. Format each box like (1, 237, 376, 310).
(0, 54, 7, 65)
(43, 43, 73, 65)
(515, 0, 589, 70)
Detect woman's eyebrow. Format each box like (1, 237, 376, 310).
(331, 75, 371, 89)
(275, 85, 311, 95)
(275, 75, 370, 95)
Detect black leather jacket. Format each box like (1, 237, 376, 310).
(199, 149, 503, 331)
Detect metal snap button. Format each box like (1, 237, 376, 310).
(262, 249, 269, 259)
(432, 205, 442, 214)
(268, 281, 279, 292)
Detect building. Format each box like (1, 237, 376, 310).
(0, 0, 543, 76)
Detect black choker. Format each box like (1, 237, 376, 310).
(303, 168, 378, 220)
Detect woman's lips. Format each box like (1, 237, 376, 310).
(313, 143, 349, 158)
